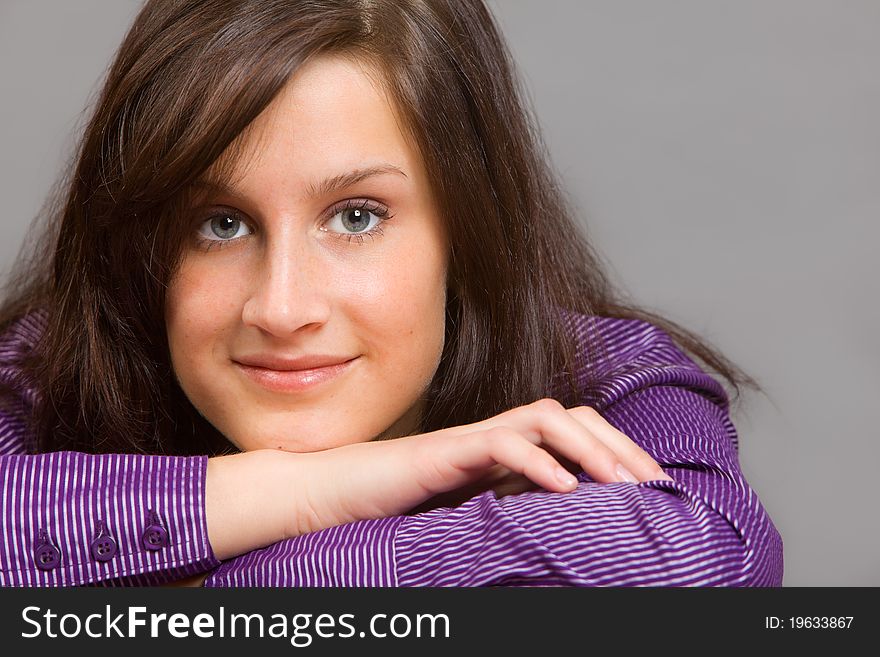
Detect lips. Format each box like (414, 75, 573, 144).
(233, 354, 359, 393)
(234, 353, 357, 371)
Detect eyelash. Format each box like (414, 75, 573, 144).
(327, 198, 395, 245)
(194, 198, 395, 252)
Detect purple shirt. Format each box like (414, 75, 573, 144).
(0, 309, 784, 586)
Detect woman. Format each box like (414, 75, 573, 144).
(0, 0, 782, 586)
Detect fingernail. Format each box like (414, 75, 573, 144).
(615, 464, 639, 484)
(556, 467, 578, 488)
(658, 470, 675, 481)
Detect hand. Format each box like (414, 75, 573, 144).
(407, 403, 672, 513)
(405, 465, 542, 515)
(406, 446, 586, 514)
(284, 398, 672, 537)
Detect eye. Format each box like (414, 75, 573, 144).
(195, 210, 253, 247)
(321, 199, 391, 237)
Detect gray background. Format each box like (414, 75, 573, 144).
(1, 0, 877, 586)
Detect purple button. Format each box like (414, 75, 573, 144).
(90, 535, 118, 562)
(142, 524, 169, 550)
(142, 510, 170, 551)
(34, 529, 61, 571)
(35, 544, 61, 570)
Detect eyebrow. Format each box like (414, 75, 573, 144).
(304, 164, 408, 199)
(193, 164, 408, 200)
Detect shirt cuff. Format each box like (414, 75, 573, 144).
(0, 451, 221, 586)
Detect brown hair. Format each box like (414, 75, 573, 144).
(0, 0, 760, 456)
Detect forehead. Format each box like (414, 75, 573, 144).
(204, 54, 418, 193)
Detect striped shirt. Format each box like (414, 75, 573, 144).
(0, 309, 783, 586)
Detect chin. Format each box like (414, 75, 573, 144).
(220, 408, 410, 452)
(233, 429, 371, 454)
(237, 439, 335, 453)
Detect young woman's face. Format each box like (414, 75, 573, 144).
(165, 55, 448, 452)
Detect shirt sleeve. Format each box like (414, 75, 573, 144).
(0, 450, 221, 587)
(204, 515, 406, 587)
(205, 349, 783, 587)
(392, 382, 784, 586)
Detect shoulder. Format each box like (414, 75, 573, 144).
(556, 308, 730, 413)
(0, 306, 49, 417)
(0, 306, 49, 356)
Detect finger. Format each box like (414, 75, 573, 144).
(408, 430, 512, 496)
(442, 399, 622, 484)
(519, 398, 636, 484)
(431, 399, 670, 484)
(433, 407, 544, 444)
(445, 426, 578, 493)
(566, 406, 673, 482)
(526, 399, 671, 482)
(522, 398, 668, 484)
(480, 426, 579, 493)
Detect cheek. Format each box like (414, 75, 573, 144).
(351, 244, 447, 371)
(165, 263, 242, 375)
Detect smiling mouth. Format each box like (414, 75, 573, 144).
(234, 357, 359, 393)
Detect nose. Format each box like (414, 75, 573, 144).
(241, 230, 331, 337)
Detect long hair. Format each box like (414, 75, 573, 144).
(0, 0, 760, 455)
